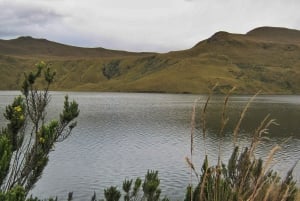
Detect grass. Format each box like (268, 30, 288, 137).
(1, 63, 298, 200)
(186, 87, 298, 201)
(1, 27, 300, 94)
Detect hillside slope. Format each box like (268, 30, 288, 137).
(0, 26, 300, 94)
(0, 36, 150, 58)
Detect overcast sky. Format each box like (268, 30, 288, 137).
(1, 0, 300, 52)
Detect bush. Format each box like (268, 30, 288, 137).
(185, 87, 298, 201)
(0, 64, 297, 201)
(0, 61, 79, 199)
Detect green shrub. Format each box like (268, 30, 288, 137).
(185, 87, 298, 201)
(0, 61, 79, 197)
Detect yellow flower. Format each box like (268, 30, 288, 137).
(14, 106, 22, 112)
(19, 115, 24, 121)
(39, 137, 45, 144)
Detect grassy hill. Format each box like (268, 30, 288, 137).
(1, 26, 300, 94)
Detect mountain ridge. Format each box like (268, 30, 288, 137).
(246, 26, 300, 44)
(0, 26, 300, 94)
(0, 36, 152, 58)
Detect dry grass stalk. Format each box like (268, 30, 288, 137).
(233, 90, 261, 146)
(188, 83, 216, 201)
(186, 88, 298, 201)
(199, 165, 210, 201)
(185, 156, 199, 181)
(237, 157, 255, 199)
(201, 83, 218, 142)
(249, 114, 277, 157)
(185, 83, 218, 201)
(219, 86, 236, 136)
(218, 86, 236, 166)
(247, 145, 281, 201)
(280, 186, 291, 201)
(190, 99, 198, 158)
(189, 99, 198, 201)
(262, 181, 275, 201)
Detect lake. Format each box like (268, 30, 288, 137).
(0, 92, 299, 200)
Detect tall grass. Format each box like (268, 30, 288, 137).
(186, 87, 298, 201)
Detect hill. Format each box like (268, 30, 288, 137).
(0, 36, 150, 58)
(0, 26, 300, 94)
(246, 26, 300, 44)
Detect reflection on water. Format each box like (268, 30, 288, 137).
(0, 92, 299, 200)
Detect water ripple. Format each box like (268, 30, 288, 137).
(8, 92, 297, 201)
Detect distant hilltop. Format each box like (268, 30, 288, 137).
(0, 26, 300, 94)
(246, 26, 300, 44)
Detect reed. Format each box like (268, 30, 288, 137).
(186, 87, 298, 201)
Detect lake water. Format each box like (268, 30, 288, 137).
(0, 92, 299, 200)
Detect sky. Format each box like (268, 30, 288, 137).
(1, 0, 300, 52)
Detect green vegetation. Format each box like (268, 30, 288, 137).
(93, 170, 168, 201)
(102, 60, 121, 79)
(1, 26, 300, 94)
(0, 62, 79, 200)
(88, 170, 169, 201)
(184, 87, 298, 201)
(0, 62, 299, 200)
(87, 86, 298, 201)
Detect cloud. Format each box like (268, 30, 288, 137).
(0, 0, 300, 52)
(0, 1, 64, 37)
(56, 0, 202, 51)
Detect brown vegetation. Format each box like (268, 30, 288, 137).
(0, 26, 300, 94)
(185, 87, 298, 201)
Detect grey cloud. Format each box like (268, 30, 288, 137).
(1, 0, 300, 52)
(0, 1, 64, 37)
